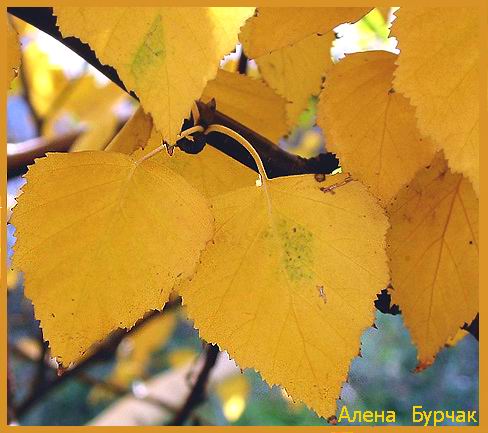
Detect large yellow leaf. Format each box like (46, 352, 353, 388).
(393, 8, 479, 195)
(239, 7, 371, 58)
(201, 69, 288, 143)
(257, 32, 335, 129)
(317, 51, 436, 204)
(180, 172, 389, 417)
(12, 151, 214, 365)
(7, 18, 21, 89)
(54, 7, 255, 144)
(387, 152, 478, 365)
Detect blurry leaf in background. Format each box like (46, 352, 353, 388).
(201, 69, 288, 144)
(7, 18, 21, 90)
(42, 75, 126, 151)
(317, 51, 437, 204)
(393, 8, 479, 195)
(387, 152, 478, 367)
(7, 268, 20, 291)
(21, 38, 69, 118)
(355, 8, 390, 47)
(290, 128, 323, 158)
(216, 374, 250, 422)
(90, 312, 177, 402)
(12, 150, 214, 366)
(16, 336, 42, 360)
(54, 7, 255, 144)
(167, 347, 198, 368)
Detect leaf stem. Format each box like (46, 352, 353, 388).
(204, 124, 269, 183)
(135, 125, 204, 164)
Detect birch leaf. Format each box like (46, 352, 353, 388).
(239, 7, 371, 58)
(393, 8, 479, 195)
(257, 32, 335, 129)
(54, 7, 255, 144)
(12, 151, 214, 365)
(387, 152, 478, 365)
(201, 69, 288, 143)
(317, 51, 436, 204)
(180, 172, 389, 417)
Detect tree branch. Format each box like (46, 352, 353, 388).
(12, 300, 180, 419)
(168, 344, 220, 426)
(8, 7, 341, 180)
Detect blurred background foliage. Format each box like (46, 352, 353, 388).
(7, 8, 478, 426)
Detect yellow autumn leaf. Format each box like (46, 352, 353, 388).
(180, 172, 389, 417)
(112, 312, 177, 384)
(90, 311, 177, 402)
(7, 18, 21, 89)
(161, 146, 258, 199)
(317, 51, 436, 204)
(201, 69, 288, 144)
(167, 347, 198, 368)
(54, 7, 255, 144)
(387, 152, 478, 365)
(239, 7, 371, 58)
(107, 110, 258, 198)
(393, 8, 479, 195)
(105, 106, 153, 154)
(257, 32, 335, 129)
(216, 374, 250, 422)
(22, 41, 69, 118)
(43, 75, 125, 152)
(12, 150, 214, 366)
(7, 268, 20, 291)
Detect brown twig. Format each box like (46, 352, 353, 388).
(168, 344, 220, 426)
(12, 300, 180, 419)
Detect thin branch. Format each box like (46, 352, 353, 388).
(168, 344, 220, 426)
(12, 301, 180, 419)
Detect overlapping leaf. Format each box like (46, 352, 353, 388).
(387, 152, 478, 365)
(245, 8, 370, 129)
(239, 7, 370, 58)
(318, 51, 436, 204)
(12, 150, 214, 365)
(257, 33, 335, 128)
(180, 173, 389, 417)
(54, 7, 255, 143)
(393, 8, 479, 195)
(201, 69, 288, 143)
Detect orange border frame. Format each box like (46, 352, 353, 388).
(2, 1, 486, 431)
